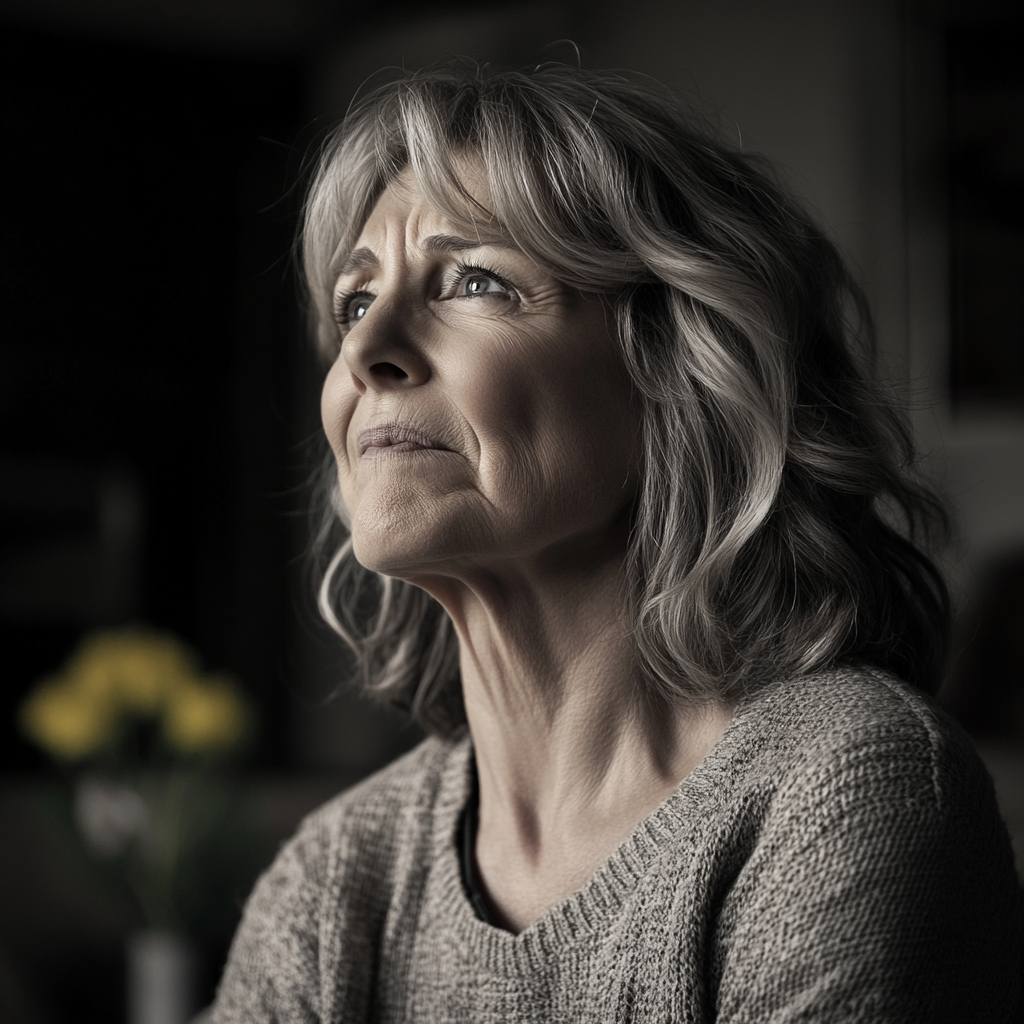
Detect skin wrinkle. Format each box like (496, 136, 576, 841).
(321, 166, 734, 930)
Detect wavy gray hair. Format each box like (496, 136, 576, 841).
(303, 61, 950, 737)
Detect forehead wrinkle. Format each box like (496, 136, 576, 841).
(331, 178, 521, 291)
(421, 233, 520, 255)
(333, 233, 519, 290)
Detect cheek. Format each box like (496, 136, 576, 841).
(320, 360, 355, 463)
(449, 327, 636, 503)
(440, 334, 543, 473)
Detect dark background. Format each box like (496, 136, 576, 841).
(0, 26, 302, 773)
(0, 0, 1022, 1020)
(0, 22, 314, 1021)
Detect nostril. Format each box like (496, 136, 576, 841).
(371, 362, 409, 381)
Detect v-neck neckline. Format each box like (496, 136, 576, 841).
(433, 680, 773, 967)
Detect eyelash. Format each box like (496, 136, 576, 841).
(332, 262, 515, 330)
(332, 288, 372, 328)
(450, 262, 515, 300)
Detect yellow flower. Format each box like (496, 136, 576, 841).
(162, 676, 250, 755)
(69, 630, 198, 715)
(21, 627, 252, 763)
(20, 676, 115, 761)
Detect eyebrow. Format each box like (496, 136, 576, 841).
(422, 233, 518, 255)
(333, 234, 519, 280)
(334, 246, 378, 278)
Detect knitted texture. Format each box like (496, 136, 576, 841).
(212, 668, 1021, 1022)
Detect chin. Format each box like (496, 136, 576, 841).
(350, 534, 418, 578)
(348, 510, 458, 580)
(346, 477, 490, 580)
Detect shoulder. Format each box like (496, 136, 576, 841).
(712, 667, 1021, 1020)
(301, 732, 468, 852)
(747, 663, 952, 743)
(717, 665, 1017, 932)
(254, 733, 466, 904)
(738, 665, 987, 815)
(212, 735, 469, 1023)
(267, 732, 467, 902)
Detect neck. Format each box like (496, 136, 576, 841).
(419, 542, 640, 796)
(412, 547, 734, 930)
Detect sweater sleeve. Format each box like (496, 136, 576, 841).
(210, 809, 331, 1024)
(713, 697, 1021, 1023)
(208, 738, 450, 1024)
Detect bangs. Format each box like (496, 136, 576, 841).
(304, 65, 653, 358)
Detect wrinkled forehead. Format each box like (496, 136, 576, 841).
(331, 159, 512, 280)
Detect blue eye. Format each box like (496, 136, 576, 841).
(459, 273, 509, 298)
(349, 296, 374, 320)
(335, 291, 374, 327)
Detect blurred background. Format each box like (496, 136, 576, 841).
(0, 0, 1021, 1019)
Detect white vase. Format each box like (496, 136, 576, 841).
(126, 930, 196, 1024)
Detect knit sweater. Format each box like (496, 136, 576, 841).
(212, 667, 1021, 1022)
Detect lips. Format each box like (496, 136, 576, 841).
(357, 423, 452, 458)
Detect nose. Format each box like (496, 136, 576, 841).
(341, 297, 430, 395)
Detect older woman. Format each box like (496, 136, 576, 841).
(213, 63, 1019, 1021)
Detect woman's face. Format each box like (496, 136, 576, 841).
(321, 166, 638, 584)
